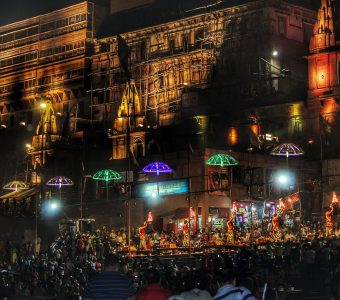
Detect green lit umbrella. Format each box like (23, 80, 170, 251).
(3, 180, 29, 191)
(206, 153, 238, 205)
(205, 153, 238, 167)
(92, 169, 122, 201)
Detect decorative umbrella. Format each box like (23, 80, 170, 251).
(270, 142, 304, 168)
(3, 180, 29, 191)
(141, 162, 173, 197)
(205, 153, 238, 167)
(46, 176, 74, 201)
(92, 169, 122, 201)
(206, 153, 238, 229)
(270, 143, 304, 157)
(142, 162, 173, 176)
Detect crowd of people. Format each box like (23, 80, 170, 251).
(0, 222, 338, 299)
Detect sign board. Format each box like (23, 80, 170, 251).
(134, 179, 189, 197)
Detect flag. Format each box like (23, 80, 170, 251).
(117, 35, 131, 81)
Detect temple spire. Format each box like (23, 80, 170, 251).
(310, 0, 335, 53)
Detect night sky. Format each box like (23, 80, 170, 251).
(0, 0, 84, 26)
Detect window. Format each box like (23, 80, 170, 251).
(3, 33, 14, 43)
(182, 34, 189, 52)
(140, 40, 146, 60)
(195, 28, 204, 43)
(292, 117, 302, 136)
(69, 16, 76, 25)
(169, 38, 175, 54)
(278, 16, 287, 37)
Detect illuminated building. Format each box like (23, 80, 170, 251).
(90, 0, 318, 228)
(0, 0, 332, 230)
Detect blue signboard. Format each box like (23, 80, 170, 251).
(135, 179, 189, 197)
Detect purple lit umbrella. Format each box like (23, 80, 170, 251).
(142, 161, 173, 176)
(141, 161, 173, 198)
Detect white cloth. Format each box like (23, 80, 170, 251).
(212, 284, 255, 300)
(169, 288, 211, 300)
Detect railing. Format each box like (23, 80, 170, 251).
(116, 244, 240, 257)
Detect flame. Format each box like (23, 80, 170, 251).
(332, 192, 338, 204)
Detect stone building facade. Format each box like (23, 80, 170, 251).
(1, 0, 332, 231)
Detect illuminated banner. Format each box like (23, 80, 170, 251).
(134, 179, 189, 197)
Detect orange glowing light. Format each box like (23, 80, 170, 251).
(322, 98, 338, 115)
(228, 127, 237, 145)
(147, 211, 153, 223)
(250, 124, 259, 135)
(278, 199, 285, 210)
(332, 192, 338, 204)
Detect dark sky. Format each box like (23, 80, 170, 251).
(0, 0, 84, 26)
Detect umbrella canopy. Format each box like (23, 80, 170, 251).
(205, 153, 238, 167)
(46, 176, 74, 188)
(92, 169, 122, 182)
(270, 143, 304, 157)
(142, 162, 173, 175)
(3, 180, 29, 191)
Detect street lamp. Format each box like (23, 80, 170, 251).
(270, 142, 304, 168)
(92, 169, 122, 202)
(42, 200, 61, 217)
(46, 176, 74, 202)
(205, 153, 238, 204)
(141, 161, 174, 250)
(206, 153, 239, 241)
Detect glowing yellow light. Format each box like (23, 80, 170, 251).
(25, 144, 31, 148)
(290, 104, 301, 117)
(40, 103, 47, 109)
(1, 124, 6, 128)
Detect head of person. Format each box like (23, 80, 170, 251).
(217, 268, 237, 287)
(145, 268, 160, 285)
(104, 254, 120, 271)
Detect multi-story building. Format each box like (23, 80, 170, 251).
(90, 0, 320, 229)
(0, 1, 109, 180)
(2, 0, 336, 233)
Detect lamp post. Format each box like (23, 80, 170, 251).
(270, 142, 304, 168)
(206, 153, 238, 239)
(46, 176, 74, 202)
(141, 161, 174, 248)
(271, 143, 304, 221)
(92, 169, 122, 202)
